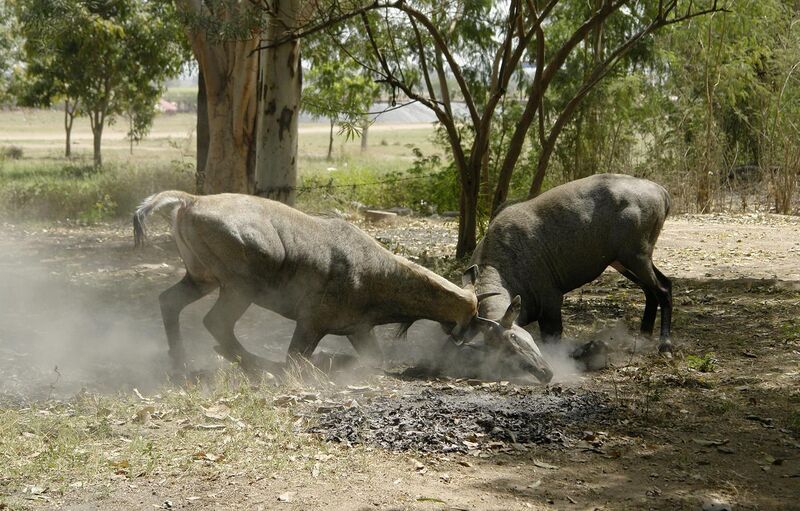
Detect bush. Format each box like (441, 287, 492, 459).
(0, 162, 193, 223)
(297, 148, 459, 215)
(1, 145, 23, 160)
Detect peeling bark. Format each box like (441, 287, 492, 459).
(255, 0, 302, 206)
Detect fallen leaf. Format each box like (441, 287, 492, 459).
(193, 451, 224, 463)
(533, 460, 559, 470)
(277, 492, 295, 502)
(693, 438, 729, 447)
(272, 395, 298, 407)
(196, 424, 226, 431)
(416, 497, 446, 504)
(203, 404, 230, 421)
(133, 406, 155, 424)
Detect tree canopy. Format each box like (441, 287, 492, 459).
(14, 0, 188, 165)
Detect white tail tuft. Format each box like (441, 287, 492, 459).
(133, 191, 194, 247)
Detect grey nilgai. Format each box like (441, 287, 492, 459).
(133, 191, 553, 381)
(469, 173, 673, 354)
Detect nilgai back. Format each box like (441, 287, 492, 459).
(133, 191, 553, 381)
(471, 173, 673, 353)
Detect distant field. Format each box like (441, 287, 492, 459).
(0, 109, 438, 175)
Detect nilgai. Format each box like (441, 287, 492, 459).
(133, 191, 554, 382)
(469, 173, 673, 354)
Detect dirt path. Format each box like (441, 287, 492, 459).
(0, 214, 798, 510)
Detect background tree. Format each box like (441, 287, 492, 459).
(298, 0, 726, 256)
(302, 47, 380, 161)
(15, 0, 187, 166)
(0, 0, 21, 105)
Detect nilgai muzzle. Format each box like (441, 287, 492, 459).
(133, 191, 554, 382)
(468, 173, 673, 356)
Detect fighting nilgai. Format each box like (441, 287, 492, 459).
(134, 191, 553, 382)
(470, 174, 673, 354)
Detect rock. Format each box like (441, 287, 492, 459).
(571, 340, 609, 371)
(386, 207, 413, 216)
(702, 500, 732, 511)
(364, 210, 398, 223)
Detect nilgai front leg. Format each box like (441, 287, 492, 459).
(286, 321, 325, 362)
(159, 274, 217, 371)
(347, 329, 384, 367)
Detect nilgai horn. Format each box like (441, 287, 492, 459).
(470, 173, 673, 354)
(133, 191, 554, 381)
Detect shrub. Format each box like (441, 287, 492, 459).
(0, 162, 193, 223)
(1, 145, 23, 160)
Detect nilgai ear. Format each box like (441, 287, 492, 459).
(500, 295, 522, 329)
(462, 265, 479, 287)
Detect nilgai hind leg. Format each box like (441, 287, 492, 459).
(612, 258, 673, 353)
(159, 274, 217, 372)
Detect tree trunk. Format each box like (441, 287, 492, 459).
(179, 0, 259, 195)
(197, 50, 257, 194)
(196, 67, 209, 193)
(455, 161, 481, 258)
(204, 87, 253, 193)
(327, 118, 334, 161)
(360, 121, 369, 152)
(90, 109, 103, 167)
(255, 0, 302, 205)
(92, 125, 102, 167)
(64, 100, 73, 159)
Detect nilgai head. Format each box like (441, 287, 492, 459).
(454, 266, 554, 384)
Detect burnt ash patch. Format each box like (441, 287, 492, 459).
(310, 384, 611, 453)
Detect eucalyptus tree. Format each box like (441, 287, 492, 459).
(176, 0, 263, 193)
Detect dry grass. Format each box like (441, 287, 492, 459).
(0, 367, 354, 508)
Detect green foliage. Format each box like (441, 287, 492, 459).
(297, 147, 457, 215)
(0, 0, 21, 104)
(302, 37, 381, 155)
(686, 353, 719, 373)
(0, 160, 193, 222)
(13, 0, 190, 164)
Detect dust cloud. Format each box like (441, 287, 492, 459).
(0, 232, 616, 403)
(0, 255, 169, 401)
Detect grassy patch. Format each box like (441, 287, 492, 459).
(0, 368, 339, 508)
(686, 353, 719, 373)
(0, 160, 194, 222)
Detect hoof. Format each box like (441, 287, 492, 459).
(213, 346, 281, 379)
(658, 340, 673, 358)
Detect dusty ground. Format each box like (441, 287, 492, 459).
(0, 213, 799, 510)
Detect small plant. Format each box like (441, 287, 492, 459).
(1, 145, 23, 160)
(62, 163, 102, 179)
(686, 352, 718, 373)
(78, 193, 117, 223)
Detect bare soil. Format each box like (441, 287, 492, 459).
(0, 213, 798, 510)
